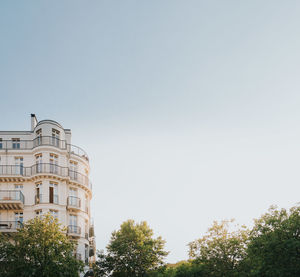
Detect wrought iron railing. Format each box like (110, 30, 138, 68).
(68, 225, 81, 235)
(0, 136, 89, 161)
(0, 164, 91, 190)
(0, 190, 24, 203)
(35, 194, 58, 205)
(67, 196, 81, 209)
(0, 220, 23, 230)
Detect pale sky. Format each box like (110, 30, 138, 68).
(1, 1, 300, 262)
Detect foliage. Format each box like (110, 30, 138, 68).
(188, 219, 249, 277)
(93, 219, 168, 277)
(246, 205, 300, 277)
(0, 214, 84, 277)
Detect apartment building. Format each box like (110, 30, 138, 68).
(0, 114, 96, 271)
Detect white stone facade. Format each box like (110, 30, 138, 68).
(0, 115, 95, 270)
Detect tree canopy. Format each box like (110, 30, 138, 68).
(0, 214, 84, 277)
(188, 219, 249, 277)
(246, 205, 300, 277)
(93, 219, 168, 277)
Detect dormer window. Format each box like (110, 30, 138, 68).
(12, 138, 20, 149)
(52, 129, 60, 147)
(36, 129, 42, 146)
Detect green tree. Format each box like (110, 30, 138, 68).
(0, 214, 84, 277)
(93, 219, 168, 277)
(246, 205, 300, 277)
(188, 220, 249, 277)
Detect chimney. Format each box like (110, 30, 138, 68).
(31, 114, 38, 131)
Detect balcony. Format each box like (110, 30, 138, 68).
(0, 164, 91, 191)
(0, 221, 23, 232)
(0, 190, 24, 210)
(67, 225, 81, 237)
(67, 196, 81, 211)
(35, 194, 58, 205)
(0, 136, 89, 162)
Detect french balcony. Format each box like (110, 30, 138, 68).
(67, 196, 81, 211)
(0, 136, 89, 162)
(0, 190, 24, 210)
(67, 225, 81, 237)
(35, 194, 58, 205)
(0, 221, 23, 232)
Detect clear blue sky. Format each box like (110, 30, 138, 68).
(1, 1, 300, 262)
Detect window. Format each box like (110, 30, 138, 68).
(35, 154, 42, 173)
(49, 182, 58, 204)
(85, 194, 89, 213)
(12, 138, 20, 149)
(36, 129, 42, 146)
(69, 187, 78, 207)
(52, 129, 60, 147)
(69, 214, 77, 226)
(85, 244, 89, 264)
(0, 138, 2, 149)
(50, 153, 58, 174)
(69, 161, 78, 180)
(15, 212, 23, 227)
(15, 157, 23, 175)
(49, 209, 58, 219)
(14, 184, 23, 200)
(35, 183, 42, 204)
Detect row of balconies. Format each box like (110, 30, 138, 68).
(0, 190, 89, 213)
(0, 221, 93, 241)
(0, 136, 89, 162)
(0, 164, 91, 190)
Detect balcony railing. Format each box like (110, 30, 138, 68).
(0, 190, 24, 210)
(67, 196, 81, 209)
(0, 220, 23, 231)
(0, 136, 89, 161)
(68, 225, 81, 236)
(35, 194, 58, 205)
(0, 190, 24, 203)
(0, 164, 91, 190)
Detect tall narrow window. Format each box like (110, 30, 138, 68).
(50, 153, 58, 174)
(35, 183, 42, 204)
(15, 157, 23, 175)
(85, 244, 89, 264)
(0, 138, 2, 149)
(36, 129, 42, 146)
(52, 129, 60, 147)
(12, 138, 20, 149)
(14, 184, 23, 200)
(69, 187, 78, 207)
(85, 194, 88, 213)
(69, 215, 78, 233)
(15, 212, 23, 228)
(49, 182, 58, 204)
(69, 161, 78, 180)
(35, 154, 42, 173)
